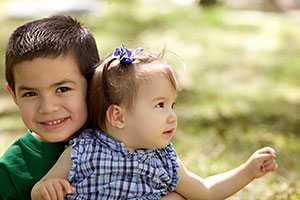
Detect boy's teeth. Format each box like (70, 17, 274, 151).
(46, 119, 63, 125)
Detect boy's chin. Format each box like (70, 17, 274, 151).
(30, 131, 67, 142)
(30, 131, 43, 140)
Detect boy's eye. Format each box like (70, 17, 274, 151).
(21, 91, 37, 97)
(56, 86, 71, 93)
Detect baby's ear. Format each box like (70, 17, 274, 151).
(6, 84, 18, 105)
(106, 105, 125, 129)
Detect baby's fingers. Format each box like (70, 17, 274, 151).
(263, 157, 275, 166)
(255, 153, 275, 164)
(256, 147, 276, 157)
(263, 160, 278, 172)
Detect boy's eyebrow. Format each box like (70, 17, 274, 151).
(17, 86, 35, 92)
(17, 79, 77, 92)
(52, 80, 77, 86)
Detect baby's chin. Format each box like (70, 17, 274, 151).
(152, 142, 170, 150)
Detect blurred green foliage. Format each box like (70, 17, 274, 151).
(0, 0, 300, 199)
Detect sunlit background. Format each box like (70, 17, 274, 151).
(1, 0, 300, 199)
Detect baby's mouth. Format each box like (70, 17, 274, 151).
(163, 128, 175, 135)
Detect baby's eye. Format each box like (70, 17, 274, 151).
(171, 102, 176, 109)
(155, 102, 165, 108)
(56, 87, 71, 93)
(21, 91, 37, 97)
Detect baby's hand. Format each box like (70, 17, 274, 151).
(31, 178, 75, 200)
(244, 147, 278, 179)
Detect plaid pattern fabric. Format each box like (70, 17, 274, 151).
(67, 129, 179, 200)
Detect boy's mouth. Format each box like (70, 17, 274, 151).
(39, 117, 70, 129)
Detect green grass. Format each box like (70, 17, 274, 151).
(1, 0, 300, 199)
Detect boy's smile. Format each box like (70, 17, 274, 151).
(8, 53, 88, 142)
(39, 117, 70, 131)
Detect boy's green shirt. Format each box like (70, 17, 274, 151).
(0, 130, 65, 200)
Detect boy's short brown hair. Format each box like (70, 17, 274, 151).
(5, 15, 100, 91)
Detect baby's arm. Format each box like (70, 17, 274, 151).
(31, 146, 73, 200)
(162, 192, 186, 200)
(176, 147, 277, 200)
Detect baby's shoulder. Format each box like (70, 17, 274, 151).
(155, 143, 177, 159)
(152, 144, 178, 172)
(69, 128, 98, 145)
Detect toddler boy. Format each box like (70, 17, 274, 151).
(0, 15, 100, 200)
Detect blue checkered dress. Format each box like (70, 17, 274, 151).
(66, 128, 179, 200)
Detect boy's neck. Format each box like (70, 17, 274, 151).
(30, 131, 43, 140)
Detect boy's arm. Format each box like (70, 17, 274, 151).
(176, 147, 277, 200)
(31, 146, 73, 200)
(0, 162, 18, 199)
(41, 146, 72, 179)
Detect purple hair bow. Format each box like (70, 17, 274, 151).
(113, 44, 143, 65)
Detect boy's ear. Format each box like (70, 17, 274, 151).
(106, 105, 125, 129)
(5, 84, 18, 105)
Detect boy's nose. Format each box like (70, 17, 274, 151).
(38, 96, 59, 114)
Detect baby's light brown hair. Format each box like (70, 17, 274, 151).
(88, 47, 179, 130)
